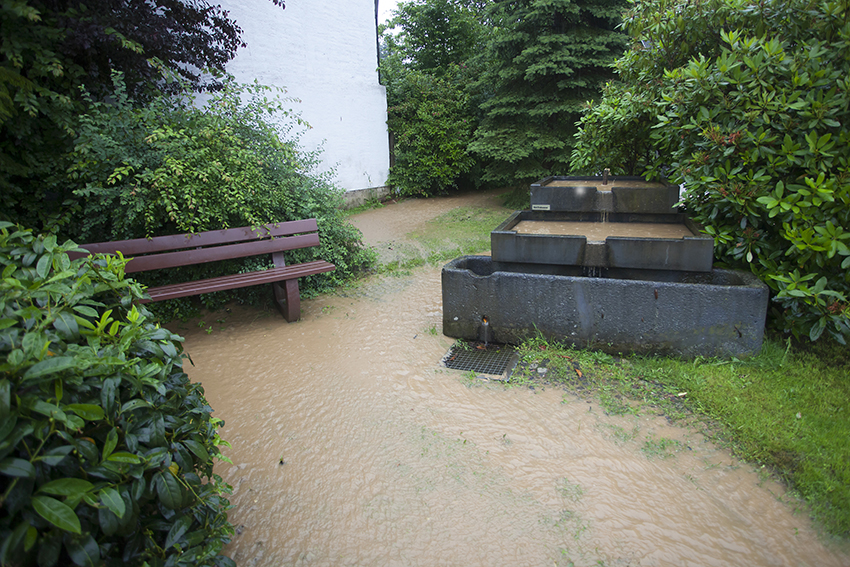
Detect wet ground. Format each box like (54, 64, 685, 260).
(175, 191, 850, 566)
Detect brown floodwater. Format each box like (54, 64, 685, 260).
(513, 220, 694, 241)
(176, 194, 849, 567)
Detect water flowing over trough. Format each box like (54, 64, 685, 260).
(175, 192, 848, 566)
(443, 177, 768, 357)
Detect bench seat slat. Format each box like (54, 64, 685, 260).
(123, 233, 320, 273)
(140, 260, 335, 303)
(78, 220, 319, 256)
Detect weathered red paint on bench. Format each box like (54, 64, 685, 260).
(70, 220, 335, 321)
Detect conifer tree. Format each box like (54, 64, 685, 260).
(469, 0, 628, 187)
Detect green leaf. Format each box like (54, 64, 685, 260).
(24, 526, 37, 552)
(36, 254, 52, 279)
(43, 234, 57, 252)
(31, 495, 82, 534)
(65, 404, 105, 421)
(38, 478, 94, 498)
(0, 379, 9, 414)
(0, 415, 15, 443)
(53, 311, 80, 339)
(102, 428, 118, 461)
(72, 305, 99, 318)
(64, 533, 100, 566)
(98, 506, 120, 536)
(101, 378, 118, 415)
(0, 521, 28, 564)
(120, 399, 151, 413)
(165, 514, 192, 548)
(39, 445, 74, 466)
(0, 458, 35, 478)
(107, 451, 141, 464)
(809, 317, 827, 341)
(99, 486, 126, 518)
(155, 470, 184, 510)
(182, 439, 210, 463)
(23, 357, 78, 381)
(31, 400, 67, 421)
(37, 533, 61, 567)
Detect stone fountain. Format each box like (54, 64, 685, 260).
(442, 175, 769, 358)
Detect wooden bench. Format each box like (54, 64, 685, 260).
(71, 219, 335, 321)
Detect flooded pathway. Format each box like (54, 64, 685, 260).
(176, 194, 849, 566)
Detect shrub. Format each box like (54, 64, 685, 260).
(572, 0, 850, 342)
(386, 68, 478, 197)
(64, 73, 374, 316)
(0, 223, 234, 566)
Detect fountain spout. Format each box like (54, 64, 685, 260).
(478, 316, 492, 346)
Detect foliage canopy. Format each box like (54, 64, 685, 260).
(380, 0, 488, 197)
(469, 0, 629, 187)
(0, 0, 283, 231)
(63, 73, 374, 317)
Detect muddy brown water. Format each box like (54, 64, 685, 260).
(176, 192, 849, 566)
(513, 220, 694, 241)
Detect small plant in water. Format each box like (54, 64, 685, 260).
(460, 370, 479, 387)
(602, 424, 641, 445)
(558, 477, 585, 502)
(641, 434, 682, 459)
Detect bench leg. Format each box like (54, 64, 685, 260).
(273, 279, 300, 322)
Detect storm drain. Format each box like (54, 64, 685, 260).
(442, 343, 518, 379)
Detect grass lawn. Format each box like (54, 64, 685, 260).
(511, 335, 850, 538)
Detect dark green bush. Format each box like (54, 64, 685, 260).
(0, 223, 234, 566)
(572, 0, 850, 342)
(386, 68, 479, 197)
(380, 0, 488, 197)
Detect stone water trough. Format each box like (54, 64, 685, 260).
(442, 175, 770, 358)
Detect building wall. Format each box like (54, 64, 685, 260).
(220, 0, 390, 193)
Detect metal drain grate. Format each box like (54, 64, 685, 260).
(442, 343, 517, 378)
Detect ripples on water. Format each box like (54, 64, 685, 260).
(177, 267, 848, 567)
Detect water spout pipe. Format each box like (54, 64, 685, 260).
(478, 316, 492, 347)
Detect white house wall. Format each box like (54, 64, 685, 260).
(220, 0, 390, 193)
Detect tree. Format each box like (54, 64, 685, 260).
(468, 0, 629, 187)
(0, 0, 283, 232)
(571, 0, 850, 343)
(383, 0, 487, 78)
(380, 0, 489, 196)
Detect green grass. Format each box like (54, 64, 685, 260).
(513, 335, 850, 538)
(377, 205, 509, 273)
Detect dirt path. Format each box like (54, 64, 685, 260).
(175, 193, 850, 567)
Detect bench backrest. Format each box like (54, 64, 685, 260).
(71, 219, 320, 274)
